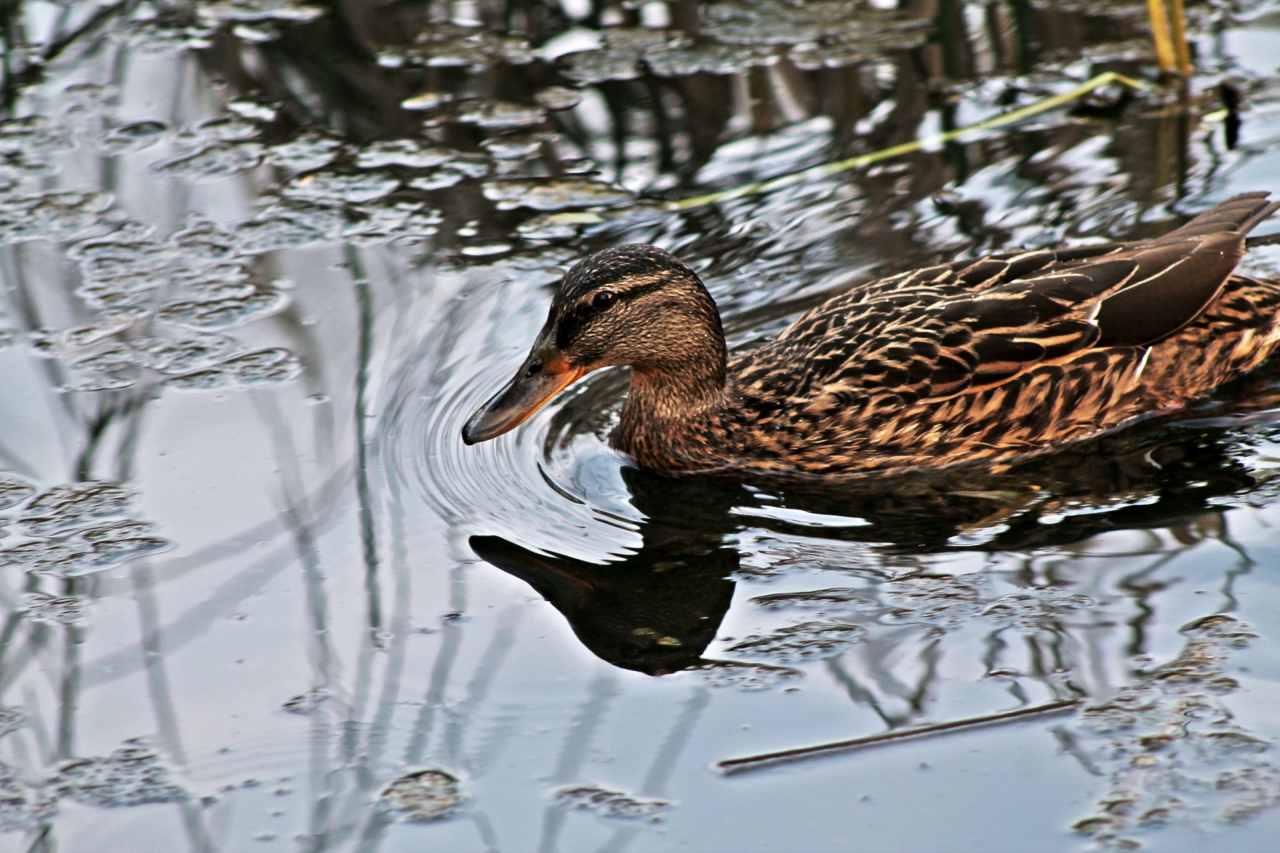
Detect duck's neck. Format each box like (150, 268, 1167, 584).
(616, 341, 730, 472)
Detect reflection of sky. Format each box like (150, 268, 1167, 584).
(0, 0, 1279, 850)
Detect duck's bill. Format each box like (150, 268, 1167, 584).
(462, 358, 587, 444)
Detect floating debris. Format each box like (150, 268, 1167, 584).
(356, 139, 454, 169)
(168, 347, 301, 390)
(51, 739, 188, 807)
(282, 171, 400, 205)
(978, 590, 1095, 630)
(282, 689, 328, 715)
(0, 474, 35, 512)
(157, 288, 287, 330)
(154, 141, 265, 181)
(482, 179, 633, 211)
(102, 120, 169, 154)
(19, 591, 86, 626)
(380, 769, 464, 821)
(1071, 616, 1277, 847)
(882, 574, 987, 628)
(552, 783, 672, 821)
(689, 660, 803, 691)
(19, 483, 132, 536)
(0, 707, 25, 739)
(379, 24, 534, 72)
(728, 620, 865, 663)
(2, 520, 170, 577)
(535, 86, 582, 111)
(265, 131, 344, 172)
(455, 101, 546, 130)
(0, 761, 53, 832)
(401, 92, 452, 111)
(750, 587, 876, 613)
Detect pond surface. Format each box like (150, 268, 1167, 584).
(2, 0, 1280, 850)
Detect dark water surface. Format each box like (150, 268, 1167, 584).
(2, 0, 1280, 850)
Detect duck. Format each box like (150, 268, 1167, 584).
(462, 192, 1280, 477)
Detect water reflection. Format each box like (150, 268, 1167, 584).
(0, 0, 1278, 849)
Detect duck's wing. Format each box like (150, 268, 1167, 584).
(750, 194, 1277, 407)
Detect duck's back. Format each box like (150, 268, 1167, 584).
(726, 193, 1280, 475)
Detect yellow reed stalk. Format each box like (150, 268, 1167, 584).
(1146, 0, 1178, 74)
(1167, 0, 1194, 77)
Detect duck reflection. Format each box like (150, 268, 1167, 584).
(472, 370, 1280, 676)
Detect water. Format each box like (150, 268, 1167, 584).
(1, 0, 1280, 850)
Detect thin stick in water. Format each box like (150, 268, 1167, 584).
(715, 698, 1082, 776)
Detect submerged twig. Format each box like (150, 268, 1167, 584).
(715, 698, 1081, 775)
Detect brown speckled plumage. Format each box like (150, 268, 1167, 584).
(464, 193, 1280, 478)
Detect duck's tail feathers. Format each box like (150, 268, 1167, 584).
(1156, 192, 1279, 243)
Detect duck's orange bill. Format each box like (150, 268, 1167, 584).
(462, 356, 587, 444)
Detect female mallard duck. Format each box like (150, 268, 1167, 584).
(463, 192, 1280, 477)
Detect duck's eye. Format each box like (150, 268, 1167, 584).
(592, 290, 616, 310)
(524, 359, 543, 378)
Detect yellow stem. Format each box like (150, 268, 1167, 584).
(1146, 0, 1178, 75)
(1167, 0, 1194, 77)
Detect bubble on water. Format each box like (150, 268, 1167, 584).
(19, 482, 132, 536)
(0, 707, 25, 738)
(155, 141, 265, 181)
(20, 591, 87, 625)
(552, 783, 672, 821)
(342, 202, 442, 244)
(157, 288, 287, 330)
(482, 179, 633, 211)
(282, 689, 328, 715)
(728, 620, 865, 663)
(689, 659, 803, 691)
(102, 120, 169, 153)
(459, 242, 513, 258)
(67, 345, 142, 391)
(51, 738, 187, 807)
(266, 131, 344, 172)
(380, 769, 464, 821)
(0, 761, 54, 832)
(356, 139, 454, 169)
(454, 101, 546, 130)
(0, 474, 35, 512)
(535, 86, 582, 111)
(282, 171, 400, 206)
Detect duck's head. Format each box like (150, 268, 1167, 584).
(462, 244, 725, 445)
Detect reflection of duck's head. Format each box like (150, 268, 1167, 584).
(469, 470, 744, 676)
(461, 245, 724, 448)
(469, 534, 737, 676)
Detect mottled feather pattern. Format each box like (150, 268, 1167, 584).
(613, 194, 1280, 476)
